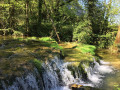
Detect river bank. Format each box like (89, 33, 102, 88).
(0, 36, 119, 90)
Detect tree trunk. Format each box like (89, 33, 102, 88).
(88, 0, 98, 34)
(38, 0, 43, 30)
(25, 0, 29, 35)
(43, 0, 61, 43)
(50, 19, 61, 43)
(104, 0, 112, 34)
(8, 0, 11, 28)
(115, 25, 120, 44)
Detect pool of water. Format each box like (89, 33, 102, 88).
(97, 49, 120, 90)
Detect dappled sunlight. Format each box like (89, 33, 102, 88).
(60, 42, 95, 64)
(0, 36, 62, 80)
(0, 0, 120, 89)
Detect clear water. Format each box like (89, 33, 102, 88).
(97, 49, 120, 90)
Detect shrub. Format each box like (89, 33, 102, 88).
(73, 20, 92, 44)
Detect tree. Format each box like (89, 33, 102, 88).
(103, 0, 112, 34)
(115, 25, 120, 44)
(43, 0, 61, 43)
(38, 0, 43, 31)
(25, 0, 29, 35)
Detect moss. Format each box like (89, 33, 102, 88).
(60, 42, 96, 63)
(0, 36, 62, 81)
(78, 60, 94, 81)
(76, 44, 96, 55)
(67, 60, 95, 81)
(39, 37, 63, 50)
(31, 59, 42, 73)
(39, 37, 55, 42)
(78, 64, 88, 81)
(67, 65, 77, 78)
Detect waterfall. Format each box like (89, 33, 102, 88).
(2, 73, 39, 90)
(0, 57, 113, 90)
(85, 58, 113, 86)
(42, 56, 73, 90)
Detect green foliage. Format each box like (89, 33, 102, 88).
(59, 25, 73, 42)
(0, 0, 118, 46)
(73, 20, 92, 44)
(51, 25, 73, 42)
(0, 29, 13, 35)
(114, 84, 120, 90)
(97, 31, 117, 48)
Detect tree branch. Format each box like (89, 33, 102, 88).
(59, 0, 74, 7)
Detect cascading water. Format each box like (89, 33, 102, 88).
(84, 58, 113, 87)
(0, 56, 113, 90)
(2, 73, 40, 90)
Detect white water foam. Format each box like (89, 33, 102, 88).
(85, 59, 113, 86)
(2, 73, 39, 90)
(100, 60, 110, 65)
(1, 57, 113, 90)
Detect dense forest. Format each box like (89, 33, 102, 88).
(0, 0, 120, 48)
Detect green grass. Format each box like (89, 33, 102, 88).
(39, 37, 63, 50)
(61, 43, 96, 65)
(76, 44, 96, 55)
(39, 37, 55, 42)
(17, 37, 63, 50)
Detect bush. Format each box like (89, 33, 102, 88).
(97, 31, 116, 48)
(73, 20, 92, 44)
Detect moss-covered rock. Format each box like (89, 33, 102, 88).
(0, 36, 62, 83)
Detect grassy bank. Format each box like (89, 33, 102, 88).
(60, 42, 96, 66)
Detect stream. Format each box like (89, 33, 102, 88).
(0, 36, 120, 90)
(97, 49, 120, 90)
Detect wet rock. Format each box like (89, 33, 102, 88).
(70, 84, 100, 90)
(70, 84, 83, 90)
